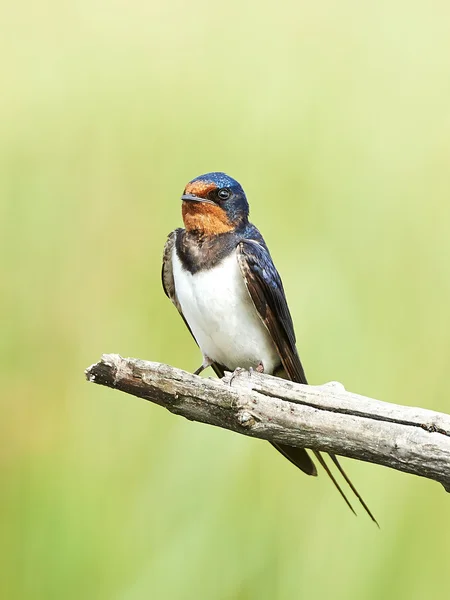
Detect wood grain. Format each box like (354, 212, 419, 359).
(85, 354, 450, 492)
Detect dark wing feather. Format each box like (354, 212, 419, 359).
(236, 239, 307, 384)
(237, 240, 315, 476)
(162, 230, 198, 341)
(162, 230, 184, 317)
(237, 240, 377, 523)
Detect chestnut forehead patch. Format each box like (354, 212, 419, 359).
(184, 181, 217, 198)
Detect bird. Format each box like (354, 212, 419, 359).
(162, 171, 377, 524)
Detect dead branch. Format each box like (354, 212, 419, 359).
(85, 354, 450, 492)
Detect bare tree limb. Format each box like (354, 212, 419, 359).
(85, 354, 450, 492)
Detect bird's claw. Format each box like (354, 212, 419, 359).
(229, 361, 264, 386)
(229, 367, 246, 386)
(248, 361, 264, 378)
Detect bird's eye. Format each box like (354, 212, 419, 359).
(217, 188, 230, 200)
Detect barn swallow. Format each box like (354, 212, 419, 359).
(162, 172, 377, 524)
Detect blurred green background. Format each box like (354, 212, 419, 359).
(2, 0, 450, 598)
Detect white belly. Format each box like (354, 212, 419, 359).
(172, 248, 280, 373)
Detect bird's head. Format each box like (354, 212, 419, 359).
(181, 172, 249, 235)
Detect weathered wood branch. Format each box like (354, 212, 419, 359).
(85, 354, 450, 491)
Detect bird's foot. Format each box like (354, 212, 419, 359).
(248, 361, 265, 378)
(193, 357, 213, 376)
(229, 367, 246, 386)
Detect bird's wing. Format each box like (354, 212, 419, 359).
(237, 240, 378, 524)
(237, 239, 316, 475)
(162, 231, 181, 307)
(236, 239, 307, 384)
(162, 230, 197, 340)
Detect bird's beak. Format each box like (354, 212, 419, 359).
(181, 193, 202, 202)
(181, 194, 214, 204)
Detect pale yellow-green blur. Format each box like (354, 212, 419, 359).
(2, 1, 450, 598)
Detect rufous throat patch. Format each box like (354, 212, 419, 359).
(182, 202, 233, 235)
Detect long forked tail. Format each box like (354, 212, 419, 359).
(271, 441, 378, 525)
(270, 363, 378, 524)
(327, 453, 379, 526)
(313, 450, 379, 527)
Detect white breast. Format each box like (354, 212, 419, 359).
(172, 248, 280, 373)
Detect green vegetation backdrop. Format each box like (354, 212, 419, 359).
(2, 1, 450, 598)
